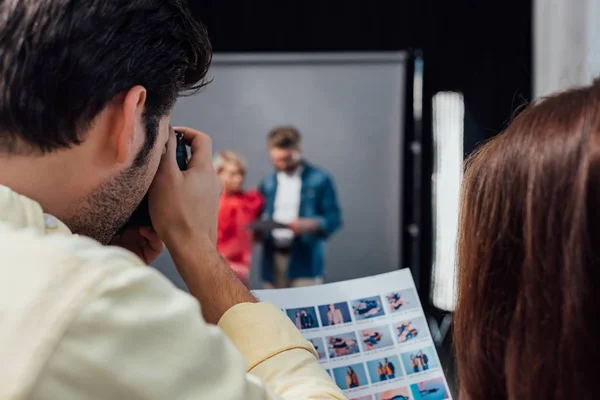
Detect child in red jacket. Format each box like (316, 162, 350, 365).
(214, 150, 263, 285)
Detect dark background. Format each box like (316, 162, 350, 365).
(190, 1, 532, 392)
(190, 0, 531, 144)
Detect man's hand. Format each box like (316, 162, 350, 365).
(288, 218, 321, 235)
(148, 127, 221, 246)
(147, 126, 256, 324)
(110, 227, 164, 265)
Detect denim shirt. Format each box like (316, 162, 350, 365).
(258, 162, 342, 280)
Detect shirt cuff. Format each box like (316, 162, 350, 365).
(218, 302, 317, 371)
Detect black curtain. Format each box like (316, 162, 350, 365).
(190, 0, 531, 137)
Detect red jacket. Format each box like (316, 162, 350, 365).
(217, 190, 264, 275)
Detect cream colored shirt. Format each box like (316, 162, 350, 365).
(0, 185, 346, 400)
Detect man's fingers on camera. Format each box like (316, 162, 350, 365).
(172, 126, 213, 171)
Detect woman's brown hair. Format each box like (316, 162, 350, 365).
(455, 81, 600, 399)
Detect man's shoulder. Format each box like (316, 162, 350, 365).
(0, 221, 148, 321)
(0, 222, 151, 396)
(259, 171, 278, 192)
(0, 222, 147, 316)
(0, 221, 144, 270)
(302, 163, 334, 185)
(304, 162, 332, 177)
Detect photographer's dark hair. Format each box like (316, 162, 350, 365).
(0, 0, 212, 161)
(268, 126, 302, 149)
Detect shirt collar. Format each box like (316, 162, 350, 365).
(0, 185, 72, 235)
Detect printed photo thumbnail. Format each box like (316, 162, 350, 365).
(308, 337, 327, 360)
(285, 306, 320, 330)
(395, 317, 429, 344)
(410, 377, 450, 400)
(351, 295, 386, 320)
(375, 387, 411, 400)
(360, 325, 395, 352)
(366, 355, 403, 383)
(400, 347, 439, 375)
(385, 289, 419, 313)
(318, 302, 353, 326)
(333, 363, 369, 390)
(326, 331, 361, 358)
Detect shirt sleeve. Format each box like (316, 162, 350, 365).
(29, 263, 346, 400)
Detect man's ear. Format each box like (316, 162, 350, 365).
(114, 86, 147, 164)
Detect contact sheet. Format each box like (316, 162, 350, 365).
(254, 269, 452, 400)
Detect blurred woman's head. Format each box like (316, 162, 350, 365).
(213, 150, 247, 193)
(455, 81, 600, 399)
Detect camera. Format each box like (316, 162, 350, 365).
(123, 130, 188, 228)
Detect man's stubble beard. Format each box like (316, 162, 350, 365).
(66, 163, 150, 245)
(283, 159, 302, 174)
(64, 116, 161, 245)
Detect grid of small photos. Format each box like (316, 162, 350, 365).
(282, 288, 451, 400)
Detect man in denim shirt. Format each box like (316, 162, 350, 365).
(258, 126, 342, 288)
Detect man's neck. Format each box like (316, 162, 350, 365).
(0, 152, 91, 220)
(280, 163, 303, 176)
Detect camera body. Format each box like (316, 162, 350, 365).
(123, 131, 188, 228)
